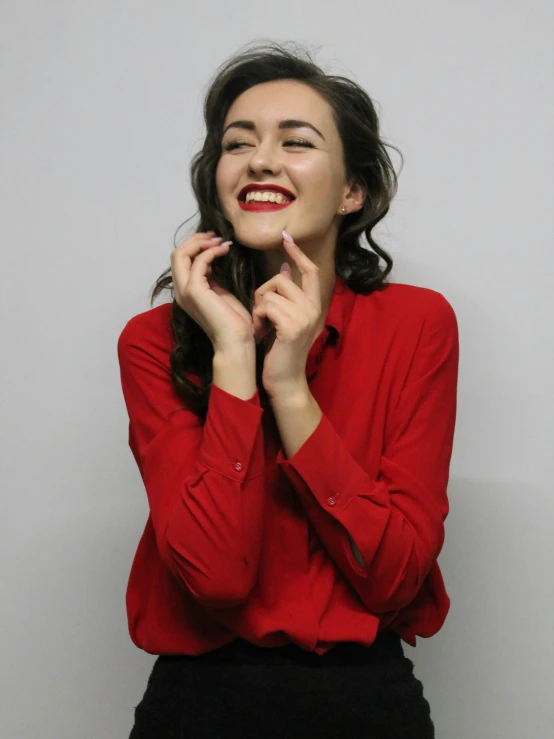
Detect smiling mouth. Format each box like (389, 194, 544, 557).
(238, 198, 294, 212)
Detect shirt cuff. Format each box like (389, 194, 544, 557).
(199, 383, 265, 480)
(276, 412, 368, 514)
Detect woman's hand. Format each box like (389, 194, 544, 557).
(252, 230, 322, 398)
(171, 231, 254, 353)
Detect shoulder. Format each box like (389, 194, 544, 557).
(358, 282, 458, 332)
(117, 301, 174, 359)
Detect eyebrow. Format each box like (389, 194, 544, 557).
(222, 119, 325, 141)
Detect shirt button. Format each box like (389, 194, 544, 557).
(327, 496, 336, 506)
(234, 462, 243, 472)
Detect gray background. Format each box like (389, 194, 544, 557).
(1, 1, 553, 737)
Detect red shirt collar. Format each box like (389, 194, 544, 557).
(306, 274, 356, 381)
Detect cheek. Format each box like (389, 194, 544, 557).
(214, 161, 224, 196)
(214, 164, 231, 215)
(293, 161, 336, 201)
(215, 160, 239, 204)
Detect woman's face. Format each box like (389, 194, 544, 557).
(215, 79, 361, 257)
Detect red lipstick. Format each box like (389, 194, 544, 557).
(238, 183, 296, 212)
(239, 199, 293, 212)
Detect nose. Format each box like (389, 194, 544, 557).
(247, 140, 283, 176)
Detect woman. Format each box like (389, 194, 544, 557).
(118, 39, 459, 738)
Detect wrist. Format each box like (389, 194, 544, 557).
(266, 381, 311, 406)
(213, 341, 255, 364)
(212, 343, 257, 401)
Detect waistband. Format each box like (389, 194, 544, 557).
(158, 630, 402, 668)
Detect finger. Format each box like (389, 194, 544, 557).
(253, 296, 297, 338)
(172, 237, 223, 271)
(187, 231, 216, 242)
(175, 231, 222, 250)
(254, 272, 302, 309)
(171, 239, 219, 275)
(255, 292, 298, 323)
(176, 234, 222, 251)
(171, 238, 227, 290)
(252, 302, 270, 340)
(281, 233, 321, 309)
(280, 261, 293, 279)
(189, 241, 231, 281)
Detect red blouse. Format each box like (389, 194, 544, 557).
(117, 276, 459, 656)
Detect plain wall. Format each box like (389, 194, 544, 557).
(1, 1, 553, 737)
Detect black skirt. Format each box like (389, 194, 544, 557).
(128, 631, 435, 738)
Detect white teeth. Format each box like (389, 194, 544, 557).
(245, 191, 292, 204)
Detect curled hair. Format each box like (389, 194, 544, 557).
(150, 39, 403, 421)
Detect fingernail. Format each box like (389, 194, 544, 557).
(220, 240, 233, 247)
(282, 229, 293, 242)
(281, 261, 291, 272)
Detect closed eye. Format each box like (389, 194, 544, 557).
(223, 139, 316, 152)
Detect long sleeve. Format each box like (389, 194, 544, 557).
(117, 319, 266, 609)
(276, 294, 459, 614)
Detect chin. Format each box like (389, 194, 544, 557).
(234, 230, 284, 250)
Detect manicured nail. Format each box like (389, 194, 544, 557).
(220, 240, 233, 247)
(281, 261, 291, 272)
(282, 229, 293, 242)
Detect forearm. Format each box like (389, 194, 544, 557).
(270, 385, 365, 569)
(269, 384, 321, 459)
(213, 344, 257, 400)
(165, 351, 264, 607)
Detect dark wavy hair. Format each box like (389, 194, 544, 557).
(150, 39, 403, 421)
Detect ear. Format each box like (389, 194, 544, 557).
(342, 182, 365, 214)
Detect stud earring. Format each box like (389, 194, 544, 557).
(341, 206, 347, 213)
